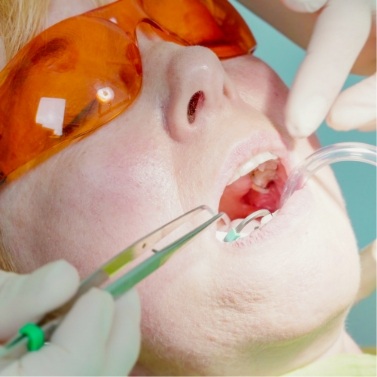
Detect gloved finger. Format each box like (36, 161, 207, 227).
(103, 288, 141, 376)
(281, 0, 327, 13)
(285, 0, 373, 137)
(0, 260, 79, 341)
(355, 240, 376, 303)
(1, 289, 115, 376)
(327, 73, 376, 131)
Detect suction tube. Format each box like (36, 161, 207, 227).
(223, 142, 377, 242)
(280, 142, 377, 206)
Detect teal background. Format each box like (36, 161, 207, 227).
(233, 1, 376, 347)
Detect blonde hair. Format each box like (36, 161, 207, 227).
(0, 0, 112, 271)
(0, 0, 111, 62)
(0, 0, 49, 61)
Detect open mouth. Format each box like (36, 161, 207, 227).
(217, 151, 288, 240)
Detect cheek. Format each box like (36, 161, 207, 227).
(37, 127, 182, 276)
(84, 141, 173, 215)
(223, 56, 289, 132)
(79, 135, 181, 231)
(135, 154, 359, 371)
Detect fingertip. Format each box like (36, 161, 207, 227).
(13, 290, 117, 376)
(116, 288, 141, 324)
(281, 0, 327, 13)
(77, 288, 115, 329)
(286, 95, 327, 137)
(45, 259, 80, 292)
(0, 261, 81, 340)
(358, 123, 376, 132)
(371, 240, 376, 260)
(327, 106, 376, 132)
(102, 289, 141, 376)
(326, 75, 376, 132)
(31, 260, 80, 308)
(52, 288, 115, 353)
(286, 119, 313, 138)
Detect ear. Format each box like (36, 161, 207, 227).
(0, 38, 6, 70)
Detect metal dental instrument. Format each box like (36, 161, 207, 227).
(0, 205, 228, 364)
(2, 142, 375, 361)
(223, 209, 272, 242)
(224, 142, 377, 242)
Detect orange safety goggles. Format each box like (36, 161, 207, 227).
(0, 0, 256, 183)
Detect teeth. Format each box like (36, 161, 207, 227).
(217, 210, 279, 243)
(227, 152, 278, 185)
(250, 164, 279, 192)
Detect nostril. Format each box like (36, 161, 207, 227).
(187, 90, 205, 124)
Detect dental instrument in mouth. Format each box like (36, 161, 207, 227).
(224, 142, 377, 242)
(0, 205, 228, 364)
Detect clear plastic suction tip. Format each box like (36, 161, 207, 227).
(280, 142, 377, 206)
(223, 142, 377, 243)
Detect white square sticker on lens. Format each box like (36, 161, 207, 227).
(36, 97, 66, 136)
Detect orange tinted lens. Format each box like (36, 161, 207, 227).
(139, 0, 256, 57)
(0, 0, 255, 182)
(0, 16, 142, 181)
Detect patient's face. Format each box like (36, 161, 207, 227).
(0, 1, 360, 375)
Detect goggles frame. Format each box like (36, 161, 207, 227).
(0, 0, 256, 183)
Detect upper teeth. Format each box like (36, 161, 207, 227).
(227, 152, 278, 186)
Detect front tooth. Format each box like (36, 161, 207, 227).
(258, 159, 278, 172)
(227, 152, 278, 186)
(239, 152, 278, 177)
(227, 172, 241, 186)
(238, 159, 260, 177)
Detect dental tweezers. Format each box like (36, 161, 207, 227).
(0, 205, 225, 364)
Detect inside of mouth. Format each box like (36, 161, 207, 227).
(219, 159, 287, 221)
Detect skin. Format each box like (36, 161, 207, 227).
(0, 1, 363, 375)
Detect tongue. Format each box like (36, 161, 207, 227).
(219, 173, 281, 220)
(245, 181, 281, 212)
(219, 175, 255, 219)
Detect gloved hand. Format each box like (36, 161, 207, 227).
(356, 240, 376, 302)
(283, 0, 376, 136)
(281, 0, 377, 306)
(0, 260, 141, 376)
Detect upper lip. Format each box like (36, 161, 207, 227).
(213, 130, 291, 211)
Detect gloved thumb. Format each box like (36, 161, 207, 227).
(0, 260, 79, 341)
(356, 240, 376, 302)
(327, 73, 376, 131)
(280, 0, 327, 13)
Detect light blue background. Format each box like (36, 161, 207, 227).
(234, 1, 376, 347)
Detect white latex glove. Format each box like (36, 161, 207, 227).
(283, 0, 376, 136)
(356, 240, 377, 302)
(0, 260, 141, 376)
(282, 0, 377, 306)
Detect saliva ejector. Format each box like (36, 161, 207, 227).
(224, 142, 377, 242)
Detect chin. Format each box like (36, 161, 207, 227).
(134, 136, 360, 375)
(132, 59, 360, 374)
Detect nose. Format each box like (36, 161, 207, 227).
(137, 30, 237, 142)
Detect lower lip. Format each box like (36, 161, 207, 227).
(221, 185, 313, 249)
